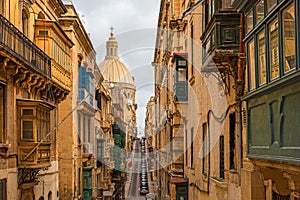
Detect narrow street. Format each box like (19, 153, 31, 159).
(125, 140, 153, 200)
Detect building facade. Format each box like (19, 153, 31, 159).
(153, 0, 245, 199)
(153, 0, 300, 200)
(233, 0, 300, 199)
(0, 0, 115, 199)
(0, 0, 71, 199)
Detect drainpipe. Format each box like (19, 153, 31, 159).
(236, 12, 245, 187)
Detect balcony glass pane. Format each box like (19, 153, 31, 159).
(269, 18, 279, 79)
(248, 40, 256, 90)
(23, 120, 33, 140)
(0, 86, 4, 143)
(246, 11, 254, 33)
(256, 0, 264, 24)
(177, 68, 187, 82)
(258, 29, 266, 85)
(23, 109, 33, 116)
(283, 3, 296, 73)
(267, 0, 276, 12)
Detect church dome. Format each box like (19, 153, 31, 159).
(99, 58, 135, 85)
(98, 30, 135, 87)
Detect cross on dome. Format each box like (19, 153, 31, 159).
(110, 26, 114, 36)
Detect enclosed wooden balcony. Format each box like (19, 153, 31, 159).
(0, 14, 51, 77)
(17, 99, 55, 169)
(200, 10, 240, 72)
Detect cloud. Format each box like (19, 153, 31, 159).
(70, 0, 160, 132)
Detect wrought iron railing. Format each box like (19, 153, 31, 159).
(0, 14, 51, 77)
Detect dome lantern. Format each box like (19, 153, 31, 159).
(105, 26, 118, 59)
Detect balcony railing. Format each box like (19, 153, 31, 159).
(0, 14, 51, 77)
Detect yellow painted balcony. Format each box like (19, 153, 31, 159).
(34, 20, 73, 90)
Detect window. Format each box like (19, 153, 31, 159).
(185, 129, 188, 166)
(219, 135, 224, 179)
(22, 9, 30, 37)
(283, 3, 296, 73)
(202, 0, 216, 30)
(269, 18, 279, 79)
(22, 120, 34, 140)
(255, 0, 264, 24)
(21, 108, 35, 141)
(48, 191, 52, 200)
(78, 64, 86, 89)
(190, 127, 194, 169)
(258, 29, 266, 85)
(190, 24, 194, 76)
(83, 116, 86, 142)
(0, 85, 4, 143)
(202, 123, 208, 175)
(96, 139, 104, 167)
(246, 11, 254, 33)
(229, 113, 236, 170)
(248, 40, 256, 90)
(18, 100, 54, 142)
(246, 1, 298, 91)
(177, 67, 187, 82)
(37, 108, 50, 141)
(78, 113, 81, 143)
(0, 178, 7, 200)
(88, 118, 91, 143)
(78, 168, 81, 196)
(95, 90, 102, 109)
(267, 0, 276, 12)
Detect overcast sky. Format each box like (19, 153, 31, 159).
(70, 0, 160, 135)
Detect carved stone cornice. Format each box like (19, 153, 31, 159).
(169, 19, 187, 31)
(47, 0, 67, 16)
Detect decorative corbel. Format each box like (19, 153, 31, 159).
(20, 73, 35, 90)
(0, 58, 10, 71)
(15, 69, 29, 86)
(27, 75, 39, 93)
(35, 79, 47, 96)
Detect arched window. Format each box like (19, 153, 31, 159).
(22, 8, 30, 36)
(48, 191, 52, 200)
(39, 196, 44, 200)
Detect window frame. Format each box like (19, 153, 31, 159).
(20, 107, 36, 141)
(190, 127, 194, 169)
(282, 3, 297, 74)
(202, 123, 208, 175)
(257, 28, 267, 85)
(17, 101, 54, 143)
(268, 16, 280, 80)
(247, 39, 256, 90)
(0, 85, 5, 143)
(245, 0, 298, 92)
